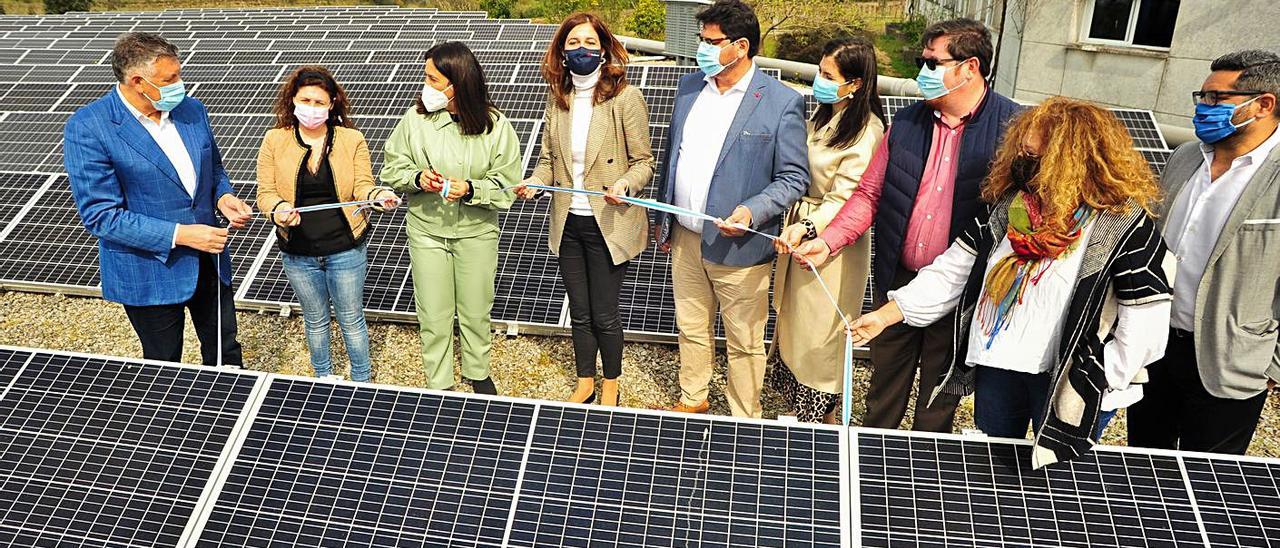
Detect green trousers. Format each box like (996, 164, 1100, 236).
(407, 228, 498, 390)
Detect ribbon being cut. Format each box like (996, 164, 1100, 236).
(235, 185, 857, 425)
(507, 183, 859, 426)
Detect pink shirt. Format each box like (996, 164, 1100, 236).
(819, 106, 978, 272)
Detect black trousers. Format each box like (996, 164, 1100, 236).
(559, 214, 628, 379)
(864, 264, 960, 432)
(1128, 329, 1268, 454)
(124, 254, 243, 366)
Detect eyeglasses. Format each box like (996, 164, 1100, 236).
(915, 56, 962, 71)
(698, 35, 738, 46)
(1192, 90, 1265, 106)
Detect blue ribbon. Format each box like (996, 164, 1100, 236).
(508, 183, 858, 426)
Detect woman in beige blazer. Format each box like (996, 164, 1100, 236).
(771, 37, 887, 423)
(257, 66, 399, 382)
(515, 12, 654, 407)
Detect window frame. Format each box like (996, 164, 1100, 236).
(1080, 0, 1175, 51)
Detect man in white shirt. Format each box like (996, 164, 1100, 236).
(64, 33, 252, 365)
(653, 0, 809, 418)
(1130, 49, 1280, 454)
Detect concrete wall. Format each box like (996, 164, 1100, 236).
(1010, 0, 1280, 126)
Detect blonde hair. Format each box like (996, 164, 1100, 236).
(982, 96, 1160, 235)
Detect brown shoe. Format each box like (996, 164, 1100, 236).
(669, 400, 710, 414)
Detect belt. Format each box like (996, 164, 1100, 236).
(1170, 327, 1194, 339)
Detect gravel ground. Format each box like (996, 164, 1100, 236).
(2, 290, 1278, 457)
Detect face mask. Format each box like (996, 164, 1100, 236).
(1010, 155, 1040, 194)
(1193, 96, 1259, 144)
(142, 77, 186, 112)
(813, 74, 856, 105)
(564, 47, 603, 77)
(915, 61, 966, 101)
(697, 41, 740, 78)
(293, 103, 330, 129)
(421, 83, 453, 113)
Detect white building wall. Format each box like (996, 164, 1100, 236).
(1010, 0, 1280, 126)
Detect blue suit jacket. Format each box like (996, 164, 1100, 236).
(64, 90, 235, 306)
(655, 67, 810, 267)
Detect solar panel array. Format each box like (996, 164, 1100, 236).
(0, 6, 1174, 343)
(0, 345, 1275, 547)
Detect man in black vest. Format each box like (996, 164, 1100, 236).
(795, 18, 1022, 432)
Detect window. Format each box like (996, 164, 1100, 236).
(1083, 0, 1180, 49)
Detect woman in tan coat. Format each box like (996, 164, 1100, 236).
(771, 37, 886, 423)
(257, 66, 399, 382)
(514, 13, 654, 407)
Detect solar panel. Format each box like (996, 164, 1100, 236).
(1110, 108, 1169, 150)
(509, 406, 845, 547)
(0, 350, 260, 547)
(0, 172, 53, 240)
(854, 430, 1209, 547)
(1143, 148, 1174, 175)
(192, 378, 536, 547)
(1183, 456, 1280, 547)
(0, 178, 100, 291)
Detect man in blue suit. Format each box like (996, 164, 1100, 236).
(64, 33, 252, 365)
(654, 0, 809, 418)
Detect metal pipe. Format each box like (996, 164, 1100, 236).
(619, 34, 1192, 147)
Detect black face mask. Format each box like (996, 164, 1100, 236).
(1010, 155, 1040, 194)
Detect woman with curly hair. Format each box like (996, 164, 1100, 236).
(846, 97, 1176, 468)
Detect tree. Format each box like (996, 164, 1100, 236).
(480, 0, 514, 19)
(44, 0, 91, 14)
(627, 0, 666, 40)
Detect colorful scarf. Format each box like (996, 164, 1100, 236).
(977, 193, 1093, 348)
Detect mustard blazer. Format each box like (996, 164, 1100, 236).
(256, 125, 389, 242)
(528, 84, 655, 265)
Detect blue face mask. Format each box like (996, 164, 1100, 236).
(813, 74, 856, 104)
(564, 47, 603, 77)
(697, 40, 740, 78)
(915, 62, 965, 101)
(142, 77, 186, 112)
(1193, 96, 1259, 144)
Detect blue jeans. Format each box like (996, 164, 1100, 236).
(281, 242, 371, 381)
(975, 366, 1115, 441)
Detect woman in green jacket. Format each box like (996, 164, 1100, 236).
(380, 42, 522, 394)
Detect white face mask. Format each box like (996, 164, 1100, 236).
(421, 83, 453, 112)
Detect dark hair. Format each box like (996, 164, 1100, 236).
(922, 18, 993, 78)
(273, 66, 356, 130)
(812, 37, 885, 150)
(110, 32, 179, 83)
(1211, 49, 1280, 118)
(696, 0, 761, 58)
(415, 42, 500, 136)
(542, 12, 631, 111)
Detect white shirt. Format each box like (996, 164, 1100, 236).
(890, 221, 1169, 410)
(116, 87, 197, 197)
(1163, 126, 1280, 331)
(569, 70, 599, 216)
(117, 86, 199, 248)
(672, 63, 756, 233)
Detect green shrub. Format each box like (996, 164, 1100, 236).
(480, 0, 513, 19)
(44, 0, 90, 13)
(626, 0, 664, 40)
(772, 22, 868, 65)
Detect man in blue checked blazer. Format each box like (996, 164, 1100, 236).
(64, 32, 252, 365)
(653, 0, 809, 418)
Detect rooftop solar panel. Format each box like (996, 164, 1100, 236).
(854, 430, 1209, 547)
(0, 351, 260, 547)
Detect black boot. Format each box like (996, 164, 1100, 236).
(469, 377, 498, 396)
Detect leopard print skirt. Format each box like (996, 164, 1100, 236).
(767, 360, 840, 423)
